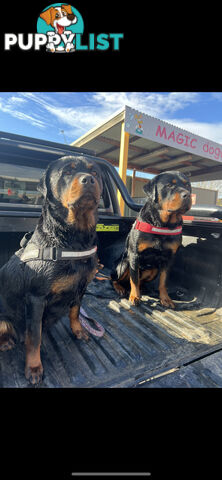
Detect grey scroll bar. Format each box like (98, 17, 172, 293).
(71, 474, 151, 477)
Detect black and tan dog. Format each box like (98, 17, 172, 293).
(111, 171, 192, 308)
(0, 155, 103, 384)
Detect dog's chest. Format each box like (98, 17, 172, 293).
(50, 272, 81, 295)
(138, 235, 180, 269)
(49, 259, 96, 297)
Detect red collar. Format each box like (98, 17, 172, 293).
(134, 219, 182, 235)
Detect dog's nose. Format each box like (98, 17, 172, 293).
(67, 13, 75, 21)
(79, 174, 95, 185)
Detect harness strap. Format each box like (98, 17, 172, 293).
(134, 219, 182, 235)
(20, 243, 97, 262)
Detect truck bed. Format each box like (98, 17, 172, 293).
(1, 235, 222, 388)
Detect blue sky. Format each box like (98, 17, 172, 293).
(1, 92, 222, 147)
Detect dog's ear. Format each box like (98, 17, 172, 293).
(143, 180, 151, 195)
(143, 178, 158, 202)
(37, 172, 47, 198)
(40, 7, 53, 25)
(62, 4, 73, 14)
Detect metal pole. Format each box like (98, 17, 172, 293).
(117, 121, 130, 216)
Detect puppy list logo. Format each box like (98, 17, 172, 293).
(37, 3, 83, 53)
(4, 3, 124, 53)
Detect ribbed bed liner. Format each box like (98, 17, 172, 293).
(2, 239, 222, 387)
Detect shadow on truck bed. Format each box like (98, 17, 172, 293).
(1, 234, 222, 388)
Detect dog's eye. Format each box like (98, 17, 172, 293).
(55, 12, 60, 18)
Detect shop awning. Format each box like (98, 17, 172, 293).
(71, 105, 222, 213)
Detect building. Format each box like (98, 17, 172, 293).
(71, 105, 222, 214)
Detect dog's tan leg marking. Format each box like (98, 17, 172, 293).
(25, 333, 43, 385)
(129, 277, 140, 306)
(69, 305, 89, 340)
(159, 269, 175, 309)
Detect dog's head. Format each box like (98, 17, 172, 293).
(38, 156, 103, 226)
(143, 171, 192, 217)
(40, 5, 77, 34)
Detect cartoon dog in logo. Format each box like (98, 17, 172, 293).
(40, 4, 78, 52)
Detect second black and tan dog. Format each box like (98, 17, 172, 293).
(111, 171, 192, 308)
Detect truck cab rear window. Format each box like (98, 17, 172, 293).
(0, 162, 113, 212)
(0, 162, 44, 205)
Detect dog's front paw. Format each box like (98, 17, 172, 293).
(71, 320, 89, 340)
(160, 294, 175, 309)
(74, 327, 89, 341)
(25, 363, 43, 385)
(129, 294, 140, 306)
(66, 42, 73, 52)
